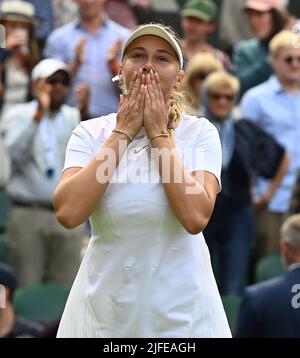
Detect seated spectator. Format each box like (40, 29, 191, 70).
(44, 0, 130, 118)
(0, 58, 84, 287)
(232, 0, 288, 95)
(0, 263, 43, 338)
(0, 0, 40, 118)
(289, 170, 300, 215)
(235, 214, 300, 338)
(241, 30, 300, 259)
(180, 0, 231, 69)
(183, 52, 224, 116)
(202, 71, 288, 295)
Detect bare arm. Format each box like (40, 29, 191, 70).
(144, 70, 219, 235)
(54, 69, 145, 229)
(53, 132, 130, 229)
(254, 152, 290, 212)
(152, 136, 219, 234)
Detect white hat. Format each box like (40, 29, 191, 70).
(0, 1, 38, 25)
(31, 59, 70, 81)
(121, 24, 184, 70)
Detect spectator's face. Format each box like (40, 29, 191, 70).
(74, 0, 106, 21)
(273, 47, 300, 83)
(207, 86, 235, 120)
(181, 16, 215, 43)
(120, 35, 183, 101)
(46, 70, 71, 109)
(246, 9, 273, 39)
(190, 72, 210, 98)
(2, 20, 31, 36)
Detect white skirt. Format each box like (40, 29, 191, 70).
(57, 247, 232, 338)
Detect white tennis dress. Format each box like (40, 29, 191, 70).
(57, 113, 231, 338)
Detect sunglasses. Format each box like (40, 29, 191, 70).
(209, 93, 235, 101)
(46, 75, 71, 86)
(196, 73, 209, 81)
(284, 56, 300, 65)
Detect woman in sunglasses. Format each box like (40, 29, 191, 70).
(183, 52, 224, 116)
(202, 71, 289, 296)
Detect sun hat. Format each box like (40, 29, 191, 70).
(0, 1, 39, 25)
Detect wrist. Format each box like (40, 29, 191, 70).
(148, 129, 169, 142)
(263, 192, 272, 204)
(33, 110, 44, 122)
(112, 128, 133, 143)
(149, 130, 170, 146)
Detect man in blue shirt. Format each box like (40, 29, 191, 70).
(44, 0, 130, 118)
(241, 30, 300, 259)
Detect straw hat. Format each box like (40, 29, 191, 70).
(0, 1, 39, 25)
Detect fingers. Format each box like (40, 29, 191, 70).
(36, 79, 51, 94)
(128, 68, 143, 99)
(154, 71, 166, 104)
(144, 82, 151, 111)
(119, 94, 125, 108)
(44, 83, 53, 95)
(76, 37, 87, 50)
(137, 84, 145, 113)
(146, 70, 156, 108)
(125, 70, 138, 98)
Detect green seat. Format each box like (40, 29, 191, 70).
(0, 233, 9, 263)
(221, 295, 241, 334)
(255, 254, 285, 283)
(13, 283, 70, 323)
(0, 191, 11, 233)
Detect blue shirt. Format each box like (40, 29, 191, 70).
(26, 0, 54, 40)
(44, 18, 130, 117)
(241, 75, 300, 213)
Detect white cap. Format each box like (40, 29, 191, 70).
(31, 59, 70, 81)
(121, 24, 184, 70)
(0, 1, 38, 25)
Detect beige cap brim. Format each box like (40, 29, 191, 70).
(121, 24, 184, 70)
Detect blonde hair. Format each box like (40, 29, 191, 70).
(269, 30, 300, 58)
(121, 23, 187, 141)
(184, 53, 224, 113)
(203, 71, 240, 95)
(281, 214, 300, 249)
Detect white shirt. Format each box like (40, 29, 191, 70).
(59, 113, 231, 338)
(0, 101, 80, 203)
